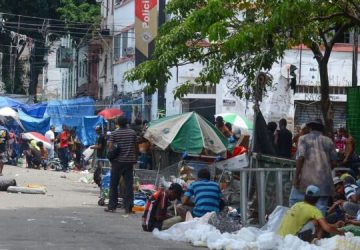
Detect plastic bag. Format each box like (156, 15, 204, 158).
(261, 205, 289, 232)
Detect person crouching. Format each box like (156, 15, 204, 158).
(277, 185, 344, 242)
(142, 183, 183, 232)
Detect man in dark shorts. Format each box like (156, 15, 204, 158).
(105, 116, 137, 214)
(0, 125, 9, 176)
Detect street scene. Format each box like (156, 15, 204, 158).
(1, 0, 360, 250)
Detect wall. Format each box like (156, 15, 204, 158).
(163, 48, 357, 129)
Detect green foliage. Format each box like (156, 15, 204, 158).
(57, 0, 100, 24)
(125, 0, 357, 103)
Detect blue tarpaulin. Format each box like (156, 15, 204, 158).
(18, 110, 50, 135)
(20, 102, 47, 118)
(112, 97, 143, 121)
(45, 97, 95, 132)
(0, 97, 23, 108)
(79, 116, 106, 146)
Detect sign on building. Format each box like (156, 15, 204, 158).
(135, 0, 158, 65)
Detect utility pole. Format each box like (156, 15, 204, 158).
(352, 28, 358, 87)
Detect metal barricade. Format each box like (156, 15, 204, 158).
(239, 167, 295, 226)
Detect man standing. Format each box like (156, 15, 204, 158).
(105, 117, 137, 214)
(290, 119, 337, 215)
(58, 125, 70, 172)
(91, 126, 107, 186)
(0, 124, 9, 176)
(45, 125, 56, 160)
(275, 118, 293, 158)
(338, 128, 359, 176)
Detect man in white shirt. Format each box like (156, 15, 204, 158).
(45, 125, 55, 159)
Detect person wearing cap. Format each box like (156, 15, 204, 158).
(105, 116, 137, 213)
(215, 116, 233, 138)
(290, 118, 337, 216)
(142, 183, 184, 231)
(278, 185, 344, 241)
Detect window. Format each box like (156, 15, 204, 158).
(188, 85, 216, 94)
(114, 34, 121, 60)
(122, 31, 128, 56)
(115, 0, 122, 5)
(114, 30, 134, 61)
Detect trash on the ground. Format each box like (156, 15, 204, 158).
(27, 218, 36, 222)
(153, 210, 360, 250)
(60, 175, 67, 178)
(7, 185, 47, 194)
(0, 176, 17, 191)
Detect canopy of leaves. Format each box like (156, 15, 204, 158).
(125, 0, 358, 101)
(57, 0, 100, 25)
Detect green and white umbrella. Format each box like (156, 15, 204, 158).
(144, 112, 228, 155)
(215, 113, 253, 134)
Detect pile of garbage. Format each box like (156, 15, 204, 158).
(153, 207, 360, 250)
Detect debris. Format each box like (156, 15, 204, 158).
(7, 185, 47, 194)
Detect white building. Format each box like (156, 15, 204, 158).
(41, 36, 90, 101)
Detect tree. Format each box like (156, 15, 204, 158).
(125, 0, 358, 134)
(0, 0, 100, 98)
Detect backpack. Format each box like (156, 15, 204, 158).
(142, 191, 165, 232)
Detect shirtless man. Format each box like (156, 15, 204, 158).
(338, 128, 359, 176)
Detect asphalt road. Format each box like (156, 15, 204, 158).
(0, 165, 195, 250)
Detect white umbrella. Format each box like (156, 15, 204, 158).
(0, 107, 24, 129)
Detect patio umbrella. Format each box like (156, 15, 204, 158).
(22, 132, 52, 149)
(144, 112, 228, 155)
(215, 113, 253, 134)
(98, 108, 124, 120)
(0, 107, 24, 129)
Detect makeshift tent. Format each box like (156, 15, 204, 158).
(79, 116, 106, 146)
(18, 110, 50, 134)
(20, 102, 47, 118)
(0, 96, 23, 108)
(45, 97, 95, 132)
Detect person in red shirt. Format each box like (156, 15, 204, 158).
(58, 125, 70, 172)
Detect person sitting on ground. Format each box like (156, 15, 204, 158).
(182, 168, 223, 218)
(277, 185, 344, 242)
(340, 175, 360, 217)
(26, 140, 42, 169)
(37, 141, 48, 170)
(142, 183, 184, 232)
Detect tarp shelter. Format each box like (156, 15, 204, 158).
(79, 116, 106, 146)
(18, 110, 50, 135)
(45, 97, 95, 132)
(20, 102, 47, 118)
(0, 97, 23, 108)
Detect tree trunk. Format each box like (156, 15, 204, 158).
(318, 61, 333, 136)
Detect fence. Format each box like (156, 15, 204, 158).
(241, 154, 351, 226)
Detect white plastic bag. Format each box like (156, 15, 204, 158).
(261, 205, 289, 232)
